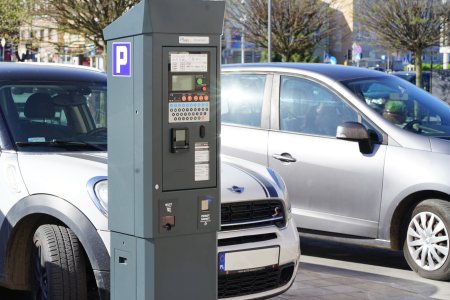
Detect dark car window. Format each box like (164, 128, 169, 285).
(279, 76, 358, 136)
(342, 76, 450, 139)
(221, 74, 266, 127)
(393, 72, 431, 92)
(0, 82, 107, 151)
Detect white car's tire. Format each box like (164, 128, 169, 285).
(32, 224, 87, 299)
(403, 199, 450, 281)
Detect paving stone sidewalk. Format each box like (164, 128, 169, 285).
(272, 236, 450, 300)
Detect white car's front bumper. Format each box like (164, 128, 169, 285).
(217, 219, 300, 299)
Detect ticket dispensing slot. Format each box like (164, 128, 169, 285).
(171, 128, 189, 152)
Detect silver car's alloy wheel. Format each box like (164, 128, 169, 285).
(407, 211, 449, 271)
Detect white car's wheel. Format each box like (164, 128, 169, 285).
(403, 199, 450, 281)
(32, 224, 87, 300)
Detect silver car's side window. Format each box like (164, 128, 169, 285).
(221, 74, 266, 127)
(280, 76, 358, 137)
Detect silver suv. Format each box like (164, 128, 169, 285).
(221, 63, 450, 281)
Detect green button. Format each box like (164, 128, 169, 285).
(197, 78, 203, 85)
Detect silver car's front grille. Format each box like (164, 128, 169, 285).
(221, 200, 286, 231)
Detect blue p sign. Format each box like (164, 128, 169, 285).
(112, 42, 131, 77)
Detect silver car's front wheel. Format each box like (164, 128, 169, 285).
(403, 199, 450, 281)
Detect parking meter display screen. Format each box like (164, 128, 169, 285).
(172, 75, 195, 92)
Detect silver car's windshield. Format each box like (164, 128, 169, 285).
(0, 82, 107, 151)
(342, 76, 450, 139)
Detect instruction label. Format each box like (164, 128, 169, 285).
(195, 142, 210, 181)
(171, 53, 208, 73)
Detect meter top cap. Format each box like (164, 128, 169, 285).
(103, 0, 225, 40)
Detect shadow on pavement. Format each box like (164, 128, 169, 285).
(299, 234, 410, 270)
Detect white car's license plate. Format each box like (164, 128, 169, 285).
(219, 247, 280, 274)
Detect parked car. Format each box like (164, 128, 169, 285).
(393, 71, 431, 92)
(221, 63, 450, 281)
(0, 63, 299, 299)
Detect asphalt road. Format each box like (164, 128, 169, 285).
(2, 235, 449, 299)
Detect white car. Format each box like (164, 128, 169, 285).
(0, 63, 299, 299)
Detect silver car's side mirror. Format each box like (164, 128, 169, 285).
(336, 122, 373, 154)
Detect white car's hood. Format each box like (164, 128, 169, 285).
(18, 152, 283, 207)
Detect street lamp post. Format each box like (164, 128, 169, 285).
(241, 25, 245, 64)
(240, 4, 247, 64)
(268, 0, 272, 62)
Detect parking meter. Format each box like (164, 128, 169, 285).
(104, 1, 224, 299)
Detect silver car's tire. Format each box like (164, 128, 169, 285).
(403, 199, 450, 281)
(32, 224, 88, 300)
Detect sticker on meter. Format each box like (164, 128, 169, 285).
(171, 53, 208, 72)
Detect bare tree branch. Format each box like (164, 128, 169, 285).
(31, 0, 140, 51)
(227, 0, 337, 62)
(359, 0, 450, 87)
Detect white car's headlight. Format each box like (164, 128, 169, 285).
(87, 176, 108, 216)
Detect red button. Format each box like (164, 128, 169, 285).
(202, 86, 207, 92)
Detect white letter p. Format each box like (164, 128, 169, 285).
(116, 46, 128, 74)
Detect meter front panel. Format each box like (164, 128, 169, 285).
(162, 48, 218, 192)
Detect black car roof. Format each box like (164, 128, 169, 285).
(0, 62, 106, 83)
(221, 63, 387, 81)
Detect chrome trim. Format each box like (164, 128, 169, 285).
(221, 216, 284, 228)
(87, 176, 108, 216)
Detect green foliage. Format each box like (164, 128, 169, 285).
(291, 53, 319, 63)
(260, 50, 319, 63)
(0, 0, 25, 43)
(422, 63, 443, 71)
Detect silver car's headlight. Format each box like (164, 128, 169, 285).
(87, 176, 108, 216)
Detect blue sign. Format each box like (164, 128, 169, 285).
(218, 252, 225, 272)
(112, 42, 131, 77)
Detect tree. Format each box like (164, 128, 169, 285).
(33, 0, 140, 51)
(226, 0, 337, 62)
(0, 0, 25, 43)
(359, 0, 450, 88)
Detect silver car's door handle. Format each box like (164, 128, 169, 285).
(272, 153, 297, 163)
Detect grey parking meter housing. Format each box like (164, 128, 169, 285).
(104, 1, 224, 299)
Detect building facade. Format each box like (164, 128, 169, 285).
(18, 14, 104, 70)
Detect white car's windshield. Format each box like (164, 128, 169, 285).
(0, 82, 107, 151)
(342, 76, 450, 140)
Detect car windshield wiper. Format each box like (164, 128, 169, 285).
(16, 139, 105, 151)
